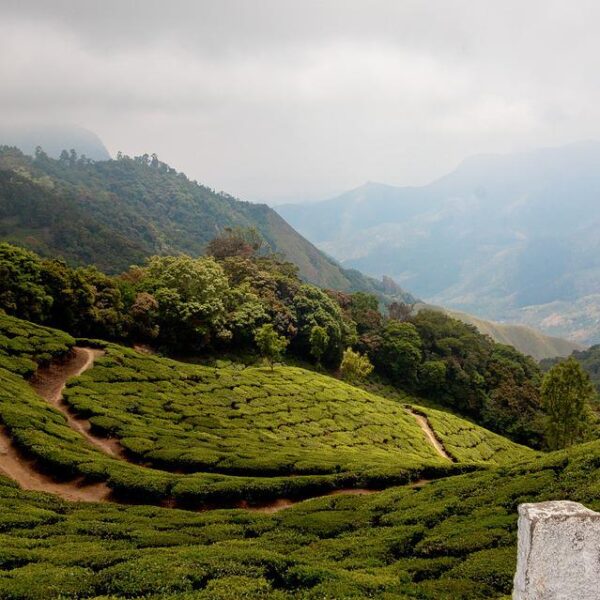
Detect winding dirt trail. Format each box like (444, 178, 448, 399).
(30, 347, 123, 457)
(0, 347, 115, 503)
(407, 408, 453, 461)
(0, 348, 438, 510)
(0, 427, 111, 502)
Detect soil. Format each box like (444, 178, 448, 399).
(30, 347, 124, 457)
(406, 408, 453, 461)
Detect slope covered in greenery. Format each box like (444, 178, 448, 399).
(0, 435, 597, 599)
(425, 305, 582, 361)
(0, 313, 534, 504)
(0, 146, 412, 302)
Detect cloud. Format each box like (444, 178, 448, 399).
(1, 0, 600, 202)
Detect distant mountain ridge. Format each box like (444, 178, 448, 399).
(0, 145, 413, 303)
(417, 304, 583, 361)
(277, 141, 600, 344)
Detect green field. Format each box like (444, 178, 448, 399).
(0, 438, 597, 599)
(0, 312, 584, 599)
(0, 313, 535, 507)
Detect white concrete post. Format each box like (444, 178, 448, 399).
(513, 501, 600, 599)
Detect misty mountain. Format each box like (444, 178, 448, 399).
(0, 145, 412, 303)
(0, 124, 111, 161)
(277, 141, 600, 344)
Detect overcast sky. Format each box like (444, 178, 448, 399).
(1, 0, 600, 203)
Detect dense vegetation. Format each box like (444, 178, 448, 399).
(0, 240, 552, 447)
(0, 434, 597, 598)
(0, 145, 412, 301)
(0, 313, 536, 503)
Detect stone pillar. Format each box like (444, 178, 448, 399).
(513, 501, 600, 599)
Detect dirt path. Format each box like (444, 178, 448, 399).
(0, 348, 441, 509)
(0, 426, 111, 502)
(407, 408, 453, 461)
(30, 347, 123, 457)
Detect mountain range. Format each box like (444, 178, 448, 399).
(0, 145, 412, 303)
(277, 141, 600, 345)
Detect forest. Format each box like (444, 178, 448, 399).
(0, 235, 580, 450)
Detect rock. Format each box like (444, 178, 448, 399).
(513, 501, 600, 599)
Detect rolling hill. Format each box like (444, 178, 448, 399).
(0, 310, 597, 599)
(0, 145, 413, 303)
(277, 141, 600, 344)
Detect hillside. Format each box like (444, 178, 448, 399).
(277, 141, 600, 343)
(417, 304, 583, 361)
(0, 146, 413, 303)
(0, 312, 537, 506)
(0, 313, 596, 598)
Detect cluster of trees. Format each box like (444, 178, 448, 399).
(2, 232, 595, 449)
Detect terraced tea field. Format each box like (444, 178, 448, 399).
(0, 436, 596, 599)
(0, 313, 536, 508)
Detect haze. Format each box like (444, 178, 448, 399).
(1, 0, 600, 203)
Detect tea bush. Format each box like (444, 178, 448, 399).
(0, 438, 597, 599)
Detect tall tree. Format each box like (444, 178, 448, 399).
(254, 324, 288, 370)
(541, 357, 595, 449)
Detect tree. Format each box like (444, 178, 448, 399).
(388, 301, 414, 322)
(254, 324, 288, 370)
(541, 357, 595, 449)
(0, 243, 53, 322)
(309, 325, 329, 366)
(206, 227, 265, 260)
(340, 348, 374, 383)
(371, 320, 422, 385)
(143, 254, 232, 348)
(292, 284, 346, 367)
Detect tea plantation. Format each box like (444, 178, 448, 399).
(0, 438, 598, 599)
(0, 312, 577, 599)
(62, 344, 532, 475)
(0, 313, 535, 504)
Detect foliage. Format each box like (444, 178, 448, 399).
(340, 348, 374, 383)
(541, 358, 595, 449)
(0, 429, 597, 598)
(370, 320, 422, 386)
(308, 325, 328, 366)
(254, 324, 288, 369)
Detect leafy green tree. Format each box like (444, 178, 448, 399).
(254, 324, 288, 370)
(0, 243, 53, 322)
(340, 348, 374, 382)
(371, 320, 422, 385)
(143, 255, 232, 348)
(309, 325, 329, 366)
(292, 285, 346, 367)
(541, 357, 595, 449)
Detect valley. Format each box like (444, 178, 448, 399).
(277, 141, 600, 345)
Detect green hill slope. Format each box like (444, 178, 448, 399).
(0, 313, 534, 504)
(419, 304, 583, 360)
(0, 423, 596, 598)
(0, 146, 413, 302)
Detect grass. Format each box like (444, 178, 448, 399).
(0, 438, 597, 598)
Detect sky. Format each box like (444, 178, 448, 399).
(1, 0, 600, 204)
